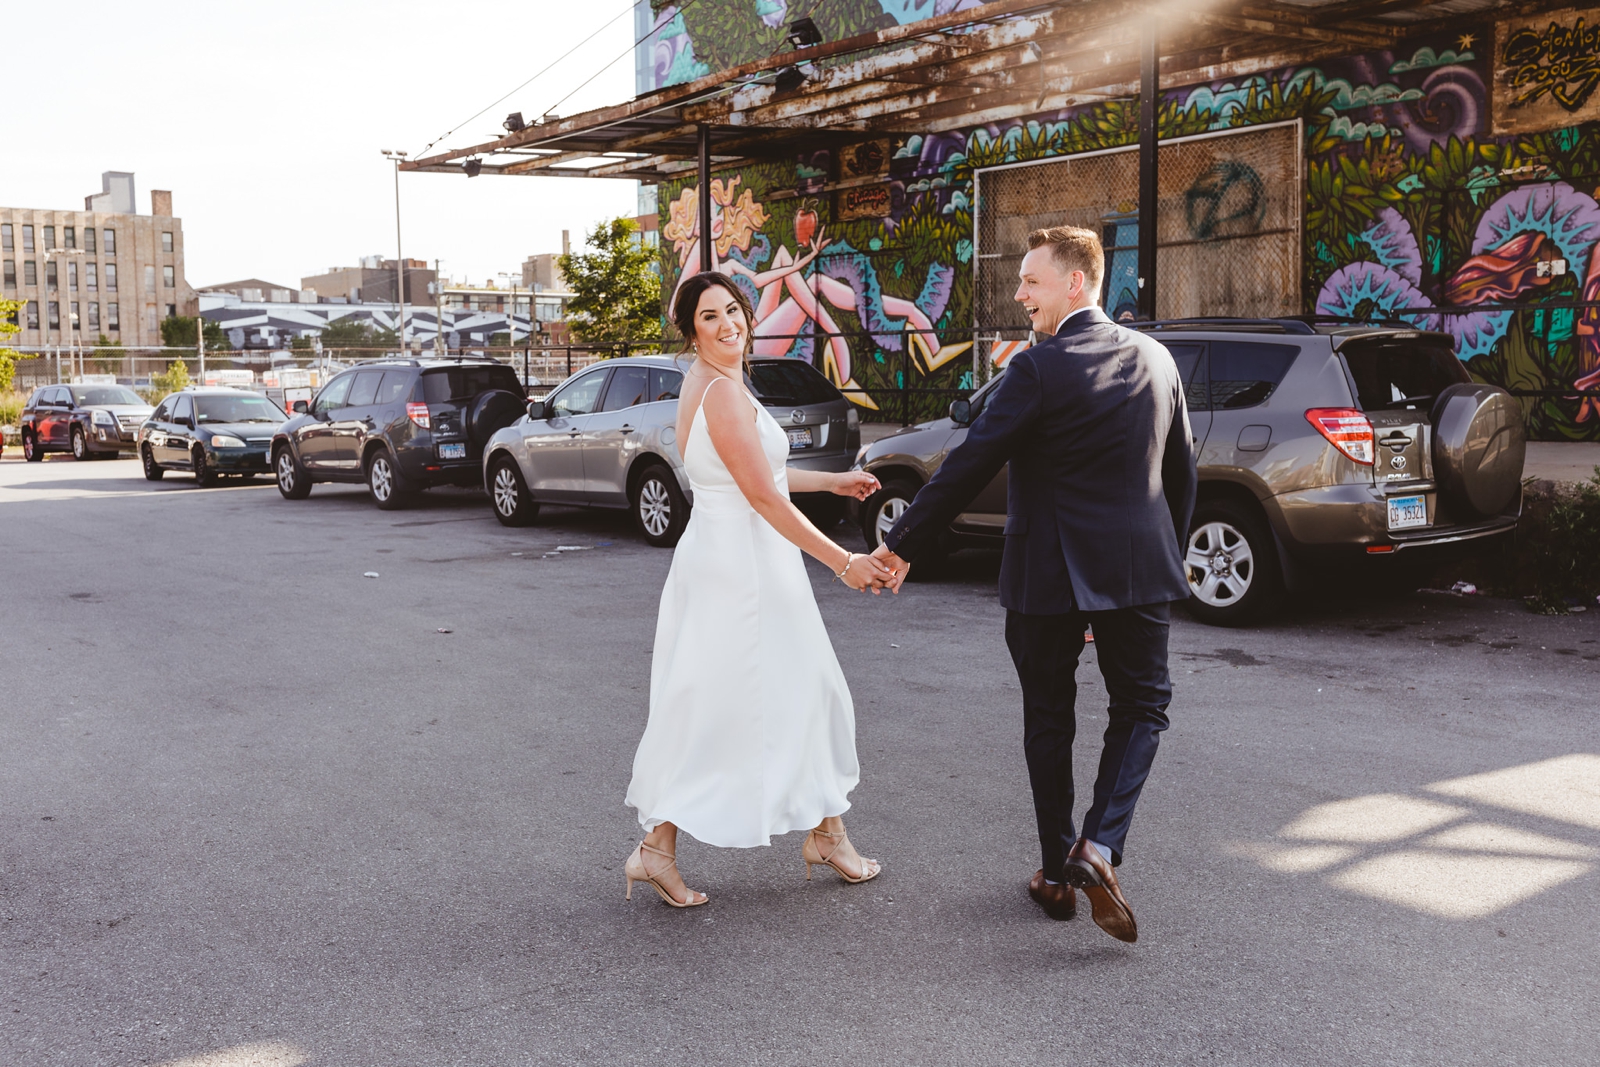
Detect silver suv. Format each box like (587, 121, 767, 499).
(483, 355, 861, 546)
(853, 320, 1526, 625)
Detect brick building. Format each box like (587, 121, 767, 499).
(1, 171, 194, 348)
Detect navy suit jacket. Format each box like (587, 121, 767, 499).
(884, 307, 1198, 614)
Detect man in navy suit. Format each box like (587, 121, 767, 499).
(873, 226, 1196, 943)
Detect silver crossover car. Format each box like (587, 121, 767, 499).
(853, 319, 1525, 626)
(482, 355, 861, 546)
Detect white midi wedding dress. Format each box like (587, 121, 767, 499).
(626, 377, 859, 848)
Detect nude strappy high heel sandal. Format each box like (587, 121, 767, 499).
(802, 827, 881, 884)
(625, 842, 708, 907)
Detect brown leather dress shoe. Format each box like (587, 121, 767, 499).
(1028, 869, 1077, 921)
(1061, 839, 1137, 943)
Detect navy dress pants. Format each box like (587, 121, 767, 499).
(1004, 602, 1172, 880)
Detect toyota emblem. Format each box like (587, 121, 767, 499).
(791, 410, 805, 424)
(1390, 454, 1407, 470)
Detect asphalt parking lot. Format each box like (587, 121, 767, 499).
(2, 454, 1597, 1067)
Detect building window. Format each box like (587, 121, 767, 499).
(1, 223, 10, 250)
(43, 226, 55, 250)
(103, 229, 115, 255)
(162, 231, 173, 253)
(144, 265, 155, 292)
(22, 225, 34, 252)
(46, 261, 58, 290)
(48, 301, 60, 328)
(105, 263, 117, 291)
(69, 262, 78, 291)
(2, 261, 12, 288)
(65, 226, 76, 249)
(86, 263, 97, 291)
(84, 227, 96, 253)
(69, 301, 79, 331)
(107, 302, 119, 330)
(165, 304, 176, 319)
(24, 260, 36, 286)
(26, 300, 39, 329)
(163, 265, 175, 289)
(146, 304, 158, 332)
(88, 302, 99, 328)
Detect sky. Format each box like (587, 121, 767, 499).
(2, 0, 643, 290)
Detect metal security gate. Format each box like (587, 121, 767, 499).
(973, 120, 1302, 357)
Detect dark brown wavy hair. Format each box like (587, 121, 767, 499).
(671, 271, 756, 367)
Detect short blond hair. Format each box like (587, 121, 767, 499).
(1027, 226, 1104, 293)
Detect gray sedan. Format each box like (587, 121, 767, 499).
(482, 355, 861, 546)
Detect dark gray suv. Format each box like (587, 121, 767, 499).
(853, 320, 1526, 625)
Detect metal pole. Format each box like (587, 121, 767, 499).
(1137, 24, 1159, 321)
(393, 157, 406, 348)
(434, 258, 445, 355)
(697, 124, 713, 274)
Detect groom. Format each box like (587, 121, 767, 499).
(873, 226, 1196, 943)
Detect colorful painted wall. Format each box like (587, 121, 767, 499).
(655, 9, 1600, 438)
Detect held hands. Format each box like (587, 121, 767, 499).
(870, 543, 910, 593)
(837, 550, 898, 594)
(830, 471, 880, 501)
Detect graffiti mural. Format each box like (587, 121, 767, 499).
(650, 15, 1600, 436)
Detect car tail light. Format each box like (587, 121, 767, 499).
(407, 402, 431, 429)
(1305, 408, 1374, 465)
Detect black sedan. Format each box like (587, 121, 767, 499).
(138, 388, 287, 486)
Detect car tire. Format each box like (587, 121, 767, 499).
(141, 445, 165, 481)
(859, 478, 925, 550)
(632, 462, 689, 547)
(274, 444, 312, 500)
(71, 426, 90, 461)
(1184, 499, 1283, 626)
(193, 447, 218, 487)
(489, 455, 539, 527)
(22, 430, 43, 462)
(366, 448, 410, 511)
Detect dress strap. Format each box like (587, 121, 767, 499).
(702, 371, 758, 417)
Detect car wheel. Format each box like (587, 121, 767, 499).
(22, 430, 42, 462)
(1183, 499, 1282, 626)
(632, 463, 689, 547)
(193, 447, 218, 487)
(141, 445, 165, 481)
(275, 445, 312, 500)
(71, 426, 90, 461)
(489, 456, 539, 527)
(859, 479, 919, 550)
(366, 449, 409, 510)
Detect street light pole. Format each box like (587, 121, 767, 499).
(381, 149, 409, 350)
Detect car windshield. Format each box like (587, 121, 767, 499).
(71, 387, 142, 406)
(749, 361, 842, 406)
(420, 365, 522, 402)
(195, 395, 287, 424)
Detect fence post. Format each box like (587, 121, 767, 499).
(901, 330, 910, 427)
(566, 347, 572, 379)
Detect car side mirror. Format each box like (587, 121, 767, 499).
(949, 398, 972, 426)
(528, 399, 550, 420)
(292, 400, 308, 414)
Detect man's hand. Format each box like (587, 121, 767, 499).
(870, 543, 909, 593)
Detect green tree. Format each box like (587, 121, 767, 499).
(558, 218, 662, 344)
(159, 315, 231, 353)
(1, 297, 25, 392)
(320, 317, 398, 348)
(150, 359, 191, 400)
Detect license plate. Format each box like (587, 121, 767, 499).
(1387, 494, 1428, 530)
(438, 442, 466, 460)
(786, 427, 813, 450)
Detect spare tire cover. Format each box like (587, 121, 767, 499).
(1430, 382, 1525, 519)
(468, 389, 527, 445)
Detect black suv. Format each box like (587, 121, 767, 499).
(271, 358, 526, 509)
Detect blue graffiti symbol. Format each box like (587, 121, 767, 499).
(1183, 161, 1266, 240)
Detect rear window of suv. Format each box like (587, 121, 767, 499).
(420, 364, 522, 402)
(1207, 341, 1299, 409)
(1341, 337, 1469, 410)
(750, 360, 842, 405)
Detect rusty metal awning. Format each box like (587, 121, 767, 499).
(401, 0, 1528, 182)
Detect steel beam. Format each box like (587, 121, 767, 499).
(1137, 23, 1157, 321)
(697, 124, 713, 275)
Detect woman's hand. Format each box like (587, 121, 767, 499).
(838, 551, 896, 593)
(829, 471, 880, 500)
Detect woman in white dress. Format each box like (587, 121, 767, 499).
(624, 270, 900, 908)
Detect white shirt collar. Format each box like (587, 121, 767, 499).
(1055, 305, 1096, 333)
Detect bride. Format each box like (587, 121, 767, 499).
(623, 270, 898, 907)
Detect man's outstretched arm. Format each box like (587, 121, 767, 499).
(882, 355, 1043, 565)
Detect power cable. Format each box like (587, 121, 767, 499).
(539, 0, 706, 123)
